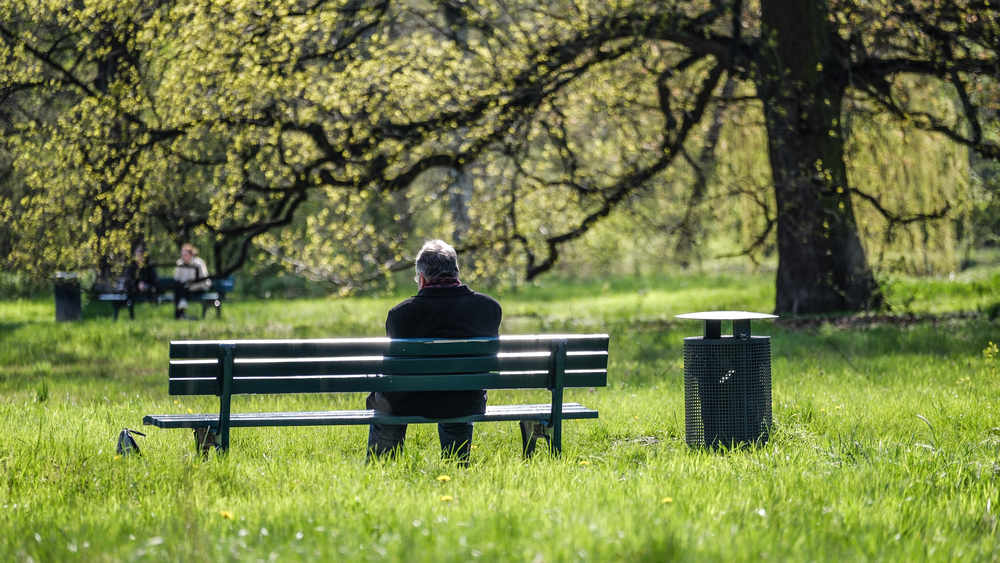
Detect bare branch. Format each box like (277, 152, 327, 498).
(850, 187, 951, 227)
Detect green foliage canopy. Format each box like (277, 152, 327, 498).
(1, 0, 998, 305)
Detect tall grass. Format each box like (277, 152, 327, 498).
(1, 272, 999, 561)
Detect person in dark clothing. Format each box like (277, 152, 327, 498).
(123, 245, 159, 297)
(367, 239, 502, 463)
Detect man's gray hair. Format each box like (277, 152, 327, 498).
(415, 239, 459, 281)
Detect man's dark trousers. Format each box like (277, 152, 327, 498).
(367, 284, 502, 461)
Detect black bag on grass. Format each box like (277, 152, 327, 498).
(116, 428, 146, 456)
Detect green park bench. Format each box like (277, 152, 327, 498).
(96, 276, 235, 320)
(143, 334, 609, 456)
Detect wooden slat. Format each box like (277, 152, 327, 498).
(169, 334, 609, 359)
(170, 338, 391, 359)
(167, 352, 608, 380)
(388, 338, 499, 356)
(168, 370, 607, 395)
(384, 352, 608, 374)
(170, 357, 384, 380)
(144, 402, 598, 428)
(382, 354, 497, 373)
(499, 334, 609, 353)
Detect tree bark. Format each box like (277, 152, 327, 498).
(757, 0, 882, 314)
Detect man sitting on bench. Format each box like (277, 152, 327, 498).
(366, 239, 502, 463)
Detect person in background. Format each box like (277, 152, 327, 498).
(123, 244, 159, 297)
(366, 239, 502, 464)
(173, 243, 210, 319)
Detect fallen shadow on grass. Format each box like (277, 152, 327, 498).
(774, 310, 987, 330)
(0, 322, 27, 334)
(611, 312, 995, 361)
(772, 311, 998, 362)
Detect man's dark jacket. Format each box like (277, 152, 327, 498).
(379, 284, 502, 418)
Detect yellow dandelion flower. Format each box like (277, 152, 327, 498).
(578, 460, 590, 466)
(220, 511, 234, 520)
(436, 474, 451, 482)
(661, 497, 673, 504)
(114, 455, 122, 461)
(440, 495, 453, 502)
(187, 408, 193, 414)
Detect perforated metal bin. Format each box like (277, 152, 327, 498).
(676, 312, 777, 448)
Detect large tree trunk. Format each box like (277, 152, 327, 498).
(757, 0, 882, 314)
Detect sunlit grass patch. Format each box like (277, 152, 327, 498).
(1, 272, 999, 560)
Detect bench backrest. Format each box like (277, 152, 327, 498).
(155, 276, 235, 291)
(168, 335, 609, 396)
(211, 277, 235, 293)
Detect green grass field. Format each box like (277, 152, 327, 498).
(2, 271, 999, 561)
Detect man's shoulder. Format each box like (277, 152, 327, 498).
(467, 289, 502, 311)
(388, 287, 500, 315)
(387, 296, 420, 315)
(427, 285, 501, 310)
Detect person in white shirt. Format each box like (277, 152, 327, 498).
(173, 243, 210, 319)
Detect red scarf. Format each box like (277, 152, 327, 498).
(422, 277, 461, 289)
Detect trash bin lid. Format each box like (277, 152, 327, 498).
(675, 311, 778, 320)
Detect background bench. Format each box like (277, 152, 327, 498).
(143, 334, 609, 456)
(96, 276, 235, 320)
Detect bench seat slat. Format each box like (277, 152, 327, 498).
(143, 402, 598, 428)
(169, 334, 609, 359)
(167, 370, 608, 395)
(168, 352, 608, 380)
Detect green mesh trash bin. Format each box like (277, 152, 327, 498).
(676, 311, 777, 448)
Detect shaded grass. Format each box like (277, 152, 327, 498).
(1, 272, 999, 561)
(882, 270, 1000, 315)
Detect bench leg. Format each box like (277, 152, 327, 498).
(200, 299, 222, 318)
(193, 426, 219, 455)
(519, 420, 552, 458)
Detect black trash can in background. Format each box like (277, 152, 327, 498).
(53, 272, 82, 322)
(676, 311, 777, 448)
